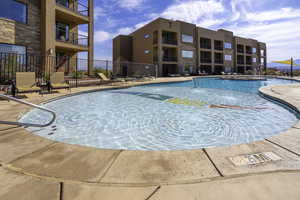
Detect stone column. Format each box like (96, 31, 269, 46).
(41, 0, 56, 74)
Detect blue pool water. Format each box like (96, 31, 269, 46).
(21, 78, 299, 150)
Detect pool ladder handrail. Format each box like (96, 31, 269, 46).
(0, 94, 56, 128)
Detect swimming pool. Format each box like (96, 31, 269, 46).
(21, 78, 299, 150)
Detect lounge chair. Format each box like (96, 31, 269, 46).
(50, 72, 70, 90)
(97, 73, 124, 85)
(97, 73, 110, 81)
(15, 72, 40, 94)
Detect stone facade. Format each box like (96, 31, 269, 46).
(0, 0, 41, 55)
(0, 18, 16, 44)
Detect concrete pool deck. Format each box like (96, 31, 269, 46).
(1, 76, 300, 199)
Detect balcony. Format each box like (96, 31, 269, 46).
(246, 46, 252, 54)
(56, 0, 90, 24)
(163, 56, 177, 62)
(237, 44, 244, 54)
(237, 55, 244, 65)
(162, 38, 177, 45)
(200, 51, 212, 63)
(162, 31, 177, 46)
(246, 56, 252, 65)
(200, 38, 211, 49)
(214, 53, 223, 64)
(56, 26, 89, 51)
(214, 40, 223, 51)
(201, 59, 212, 63)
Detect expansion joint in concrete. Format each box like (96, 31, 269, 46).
(203, 148, 224, 177)
(97, 150, 124, 183)
(59, 182, 64, 200)
(265, 139, 300, 157)
(145, 185, 161, 200)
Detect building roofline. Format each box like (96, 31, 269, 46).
(115, 17, 266, 44)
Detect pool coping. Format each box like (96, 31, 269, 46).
(1, 76, 300, 189)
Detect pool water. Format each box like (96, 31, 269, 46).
(21, 78, 299, 150)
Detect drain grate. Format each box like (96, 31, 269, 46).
(228, 152, 282, 166)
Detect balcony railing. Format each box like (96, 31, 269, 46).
(214, 46, 223, 51)
(162, 38, 177, 45)
(56, 31, 88, 47)
(163, 56, 177, 62)
(200, 44, 211, 49)
(215, 59, 224, 64)
(237, 49, 244, 53)
(56, 0, 89, 16)
(200, 59, 212, 63)
(237, 60, 244, 65)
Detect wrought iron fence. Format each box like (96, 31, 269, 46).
(113, 61, 157, 77)
(0, 53, 156, 88)
(0, 53, 112, 87)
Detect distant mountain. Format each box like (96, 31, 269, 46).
(267, 59, 300, 71)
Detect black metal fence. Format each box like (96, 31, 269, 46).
(113, 61, 157, 77)
(0, 53, 112, 87)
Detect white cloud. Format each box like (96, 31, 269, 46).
(78, 30, 88, 36)
(94, 6, 106, 20)
(117, 0, 144, 10)
(94, 30, 112, 43)
(160, 0, 224, 27)
(116, 27, 134, 35)
(227, 18, 300, 61)
(245, 7, 300, 22)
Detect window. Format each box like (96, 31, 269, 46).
(0, 43, 26, 54)
(56, 22, 70, 41)
(224, 42, 232, 49)
(182, 34, 193, 43)
(0, 0, 27, 23)
(252, 58, 257, 63)
(182, 50, 193, 58)
(144, 34, 150, 39)
(261, 58, 265, 64)
(144, 50, 150, 54)
(224, 55, 232, 61)
(261, 49, 265, 56)
(252, 48, 257, 53)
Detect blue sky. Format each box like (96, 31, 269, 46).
(82, 0, 300, 62)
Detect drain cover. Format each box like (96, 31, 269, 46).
(229, 152, 282, 166)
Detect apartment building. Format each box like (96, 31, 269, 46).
(0, 0, 94, 76)
(113, 18, 267, 77)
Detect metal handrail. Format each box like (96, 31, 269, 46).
(0, 94, 56, 128)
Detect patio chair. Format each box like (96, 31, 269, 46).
(50, 72, 70, 90)
(15, 72, 40, 94)
(97, 73, 124, 85)
(97, 73, 110, 81)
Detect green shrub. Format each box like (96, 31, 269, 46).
(71, 71, 85, 79)
(293, 70, 300, 76)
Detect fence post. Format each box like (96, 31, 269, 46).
(75, 57, 78, 88)
(106, 60, 108, 76)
